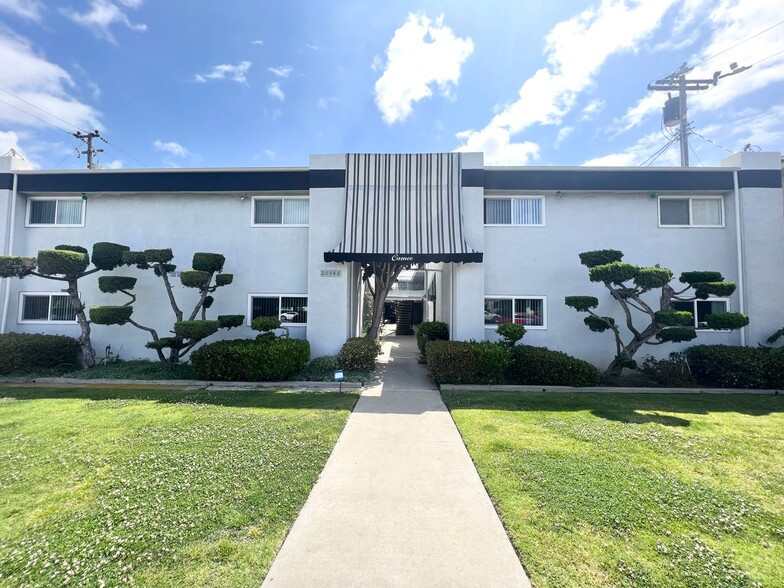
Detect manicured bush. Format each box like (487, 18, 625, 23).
(579, 249, 623, 267)
(416, 321, 449, 355)
(143, 248, 174, 263)
(215, 273, 233, 286)
(190, 338, 310, 381)
(654, 309, 693, 326)
(705, 312, 749, 330)
(0, 333, 81, 374)
(173, 320, 219, 340)
(339, 337, 378, 372)
(655, 327, 697, 343)
(89, 306, 133, 325)
(425, 340, 478, 384)
(180, 270, 211, 288)
(472, 341, 509, 384)
(0, 256, 37, 278)
(496, 322, 526, 347)
(217, 314, 244, 329)
(564, 296, 599, 311)
(98, 276, 137, 293)
(686, 345, 784, 389)
(91, 242, 130, 270)
(507, 346, 601, 387)
(192, 252, 225, 274)
(251, 316, 281, 332)
(37, 249, 89, 277)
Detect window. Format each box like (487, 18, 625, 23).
(485, 197, 544, 226)
(659, 197, 723, 227)
(484, 297, 546, 329)
(252, 197, 309, 225)
(19, 293, 76, 323)
(26, 197, 85, 227)
(249, 295, 308, 324)
(671, 299, 729, 329)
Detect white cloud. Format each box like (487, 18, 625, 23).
(455, 0, 677, 163)
(374, 13, 473, 124)
(263, 149, 276, 159)
(0, 130, 29, 160)
(555, 126, 574, 147)
(153, 139, 188, 157)
(306, 44, 320, 51)
(61, 0, 147, 44)
(268, 81, 284, 101)
(251, 39, 264, 45)
(0, 0, 44, 22)
(455, 126, 540, 166)
(104, 159, 124, 169)
(268, 65, 292, 78)
(195, 61, 252, 84)
(0, 30, 101, 133)
(581, 99, 605, 121)
(614, 93, 663, 134)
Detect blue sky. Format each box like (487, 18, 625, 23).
(0, 0, 782, 170)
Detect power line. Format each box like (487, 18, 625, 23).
(690, 129, 734, 153)
(53, 149, 78, 169)
(747, 47, 784, 68)
(0, 86, 87, 133)
(0, 96, 73, 135)
(688, 143, 704, 167)
(692, 20, 784, 69)
(101, 137, 147, 168)
(639, 134, 678, 167)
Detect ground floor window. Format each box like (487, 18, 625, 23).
(249, 295, 308, 324)
(20, 293, 76, 322)
(671, 298, 729, 329)
(484, 296, 546, 329)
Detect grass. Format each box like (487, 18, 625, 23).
(0, 385, 357, 587)
(442, 391, 784, 588)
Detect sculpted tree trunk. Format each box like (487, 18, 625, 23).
(363, 263, 406, 341)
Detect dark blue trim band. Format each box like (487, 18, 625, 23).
(461, 169, 484, 187)
(481, 169, 736, 191)
(737, 169, 782, 188)
(13, 169, 345, 193)
(0, 173, 13, 190)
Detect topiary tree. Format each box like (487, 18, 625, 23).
(0, 242, 129, 368)
(89, 249, 243, 368)
(362, 262, 412, 341)
(496, 322, 526, 348)
(565, 249, 749, 381)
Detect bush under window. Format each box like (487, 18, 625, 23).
(0, 333, 81, 374)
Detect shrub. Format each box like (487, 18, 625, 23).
(37, 249, 89, 276)
(192, 252, 225, 274)
(496, 322, 526, 347)
(217, 314, 244, 329)
(180, 270, 211, 288)
(425, 340, 478, 384)
(339, 337, 378, 371)
(143, 248, 174, 263)
(416, 321, 449, 355)
(173, 320, 220, 341)
(0, 333, 81, 374)
(98, 276, 137, 293)
(0, 256, 37, 278)
(191, 338, 310, 381)
(686, 345, 784, 389)
(89, 306, 133, 325)
(507, 346, 601, 387)
(215, 273, 233, 286)
(472, 341, 509, 384)
(251, 316, 281, 332)
(638, 354, 696, 387)
(91, 242, 130, 270)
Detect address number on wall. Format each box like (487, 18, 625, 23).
(320, 269, 342, 277)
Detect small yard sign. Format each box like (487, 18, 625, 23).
(334, 369, 344, 381)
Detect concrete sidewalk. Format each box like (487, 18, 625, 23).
(262, 331, 530, 587)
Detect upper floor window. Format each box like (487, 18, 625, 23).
(485, 196, 544, 226)
(659, 196, 723, 227)
(484, 296, 546, 329)
(19, 293, 76, 323)
(252, 197, 309, 226)
(26, 197, 85, 227)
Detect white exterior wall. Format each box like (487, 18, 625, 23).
(482, 188, 741, 367)
(5, 187, 309, 360)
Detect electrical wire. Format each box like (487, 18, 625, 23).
(690, 129, 734, 153)
(0, 86, 87, 133)
(639, 134, 679, 167)
(52, 149, 77, 169)
(688, 142, 705, 167)
(692, 20, 784, 69)
(747, 47, 784, 68)
(101, 138, 147, 168)
(0, 96, 74, 135)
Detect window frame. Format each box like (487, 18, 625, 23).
(658, 195, 725, 228)
(484, 195, 545, 227)
(247, 293, 309, 326)
(671, 297, 730, 331)
(483, 295, 547, 330)
(250, 196, 309, 227)
(25, 196, 86, 228)
(18, 292, 78, 324)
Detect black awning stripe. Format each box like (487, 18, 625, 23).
(325, 153, 482, 263)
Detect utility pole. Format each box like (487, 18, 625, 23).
(648, 62, 751, 166)
(72, 130, 106, 169)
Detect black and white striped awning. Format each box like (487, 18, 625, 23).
(324, 153, 482, 264)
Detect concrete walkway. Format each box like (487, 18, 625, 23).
(262, 330, 531, 587)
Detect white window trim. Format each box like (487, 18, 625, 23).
(658, 195, 725, 228)
(250, 196, 309, 227)
(484, 195, 545, 227)
(25, 196, 86, 228)
(247, 293, 308, 326)
(18, 292, 78, 324)
(484, 295, 547, 330)
(673, 297, 731, 332)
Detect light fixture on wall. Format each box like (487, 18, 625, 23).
(649, 192, 658, 199)
(556, 190, 564, 199)
(239, 193, 247, 200)
(81, 193, 88, 200)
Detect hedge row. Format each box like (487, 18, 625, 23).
(339, 337, 378, 372)
(190, 338, 310, 381)
(425, 340, 600, 387)
(686, 345, 784, 389)
(0, 333, 81, 374)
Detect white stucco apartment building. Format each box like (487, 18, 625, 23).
(1, 150, 782, 367)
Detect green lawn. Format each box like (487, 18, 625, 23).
(0, 385, 357, 587)
(442, 391, 784, 588)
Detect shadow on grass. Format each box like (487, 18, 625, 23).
(0, 385, 359, 411)
(441, 390, 784, 427)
